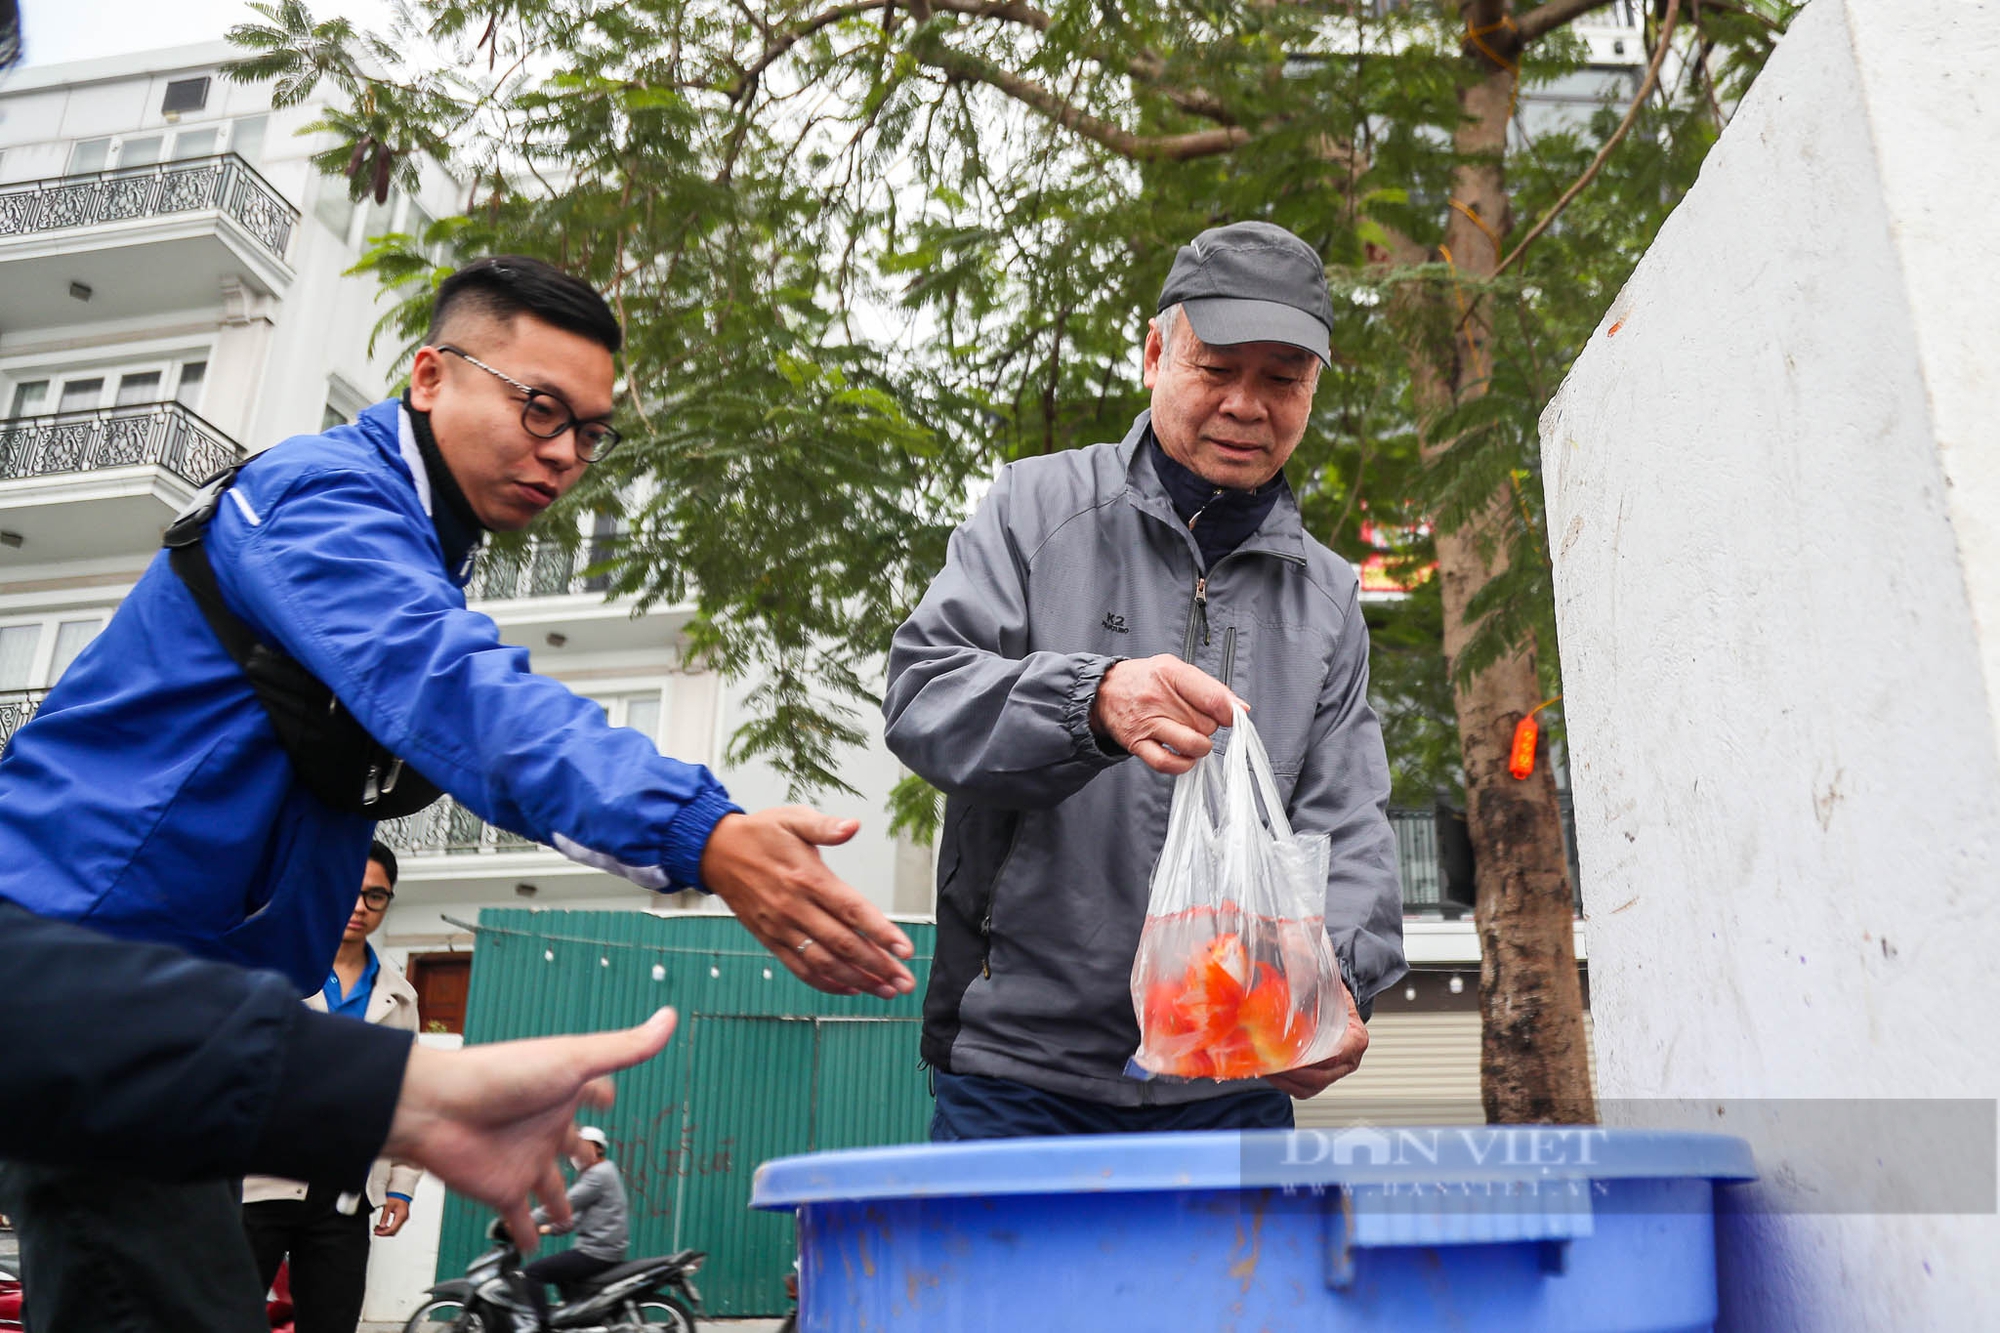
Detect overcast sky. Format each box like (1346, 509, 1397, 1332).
(17, 0, 393, 69)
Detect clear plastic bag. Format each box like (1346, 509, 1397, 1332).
(1128, 702, 1349, 1081)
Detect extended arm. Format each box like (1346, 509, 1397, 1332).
(884, 467, 1128, 808)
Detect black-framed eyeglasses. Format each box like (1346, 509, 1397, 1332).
(360, 888, 396, 912)
(436, 344, 623, 462)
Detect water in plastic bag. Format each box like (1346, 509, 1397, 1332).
(1128, 702, 1349, 1081)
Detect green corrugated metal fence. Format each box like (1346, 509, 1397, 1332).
(437, 909, 936, 1318)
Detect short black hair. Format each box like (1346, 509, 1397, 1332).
(427, 255, 622, 355)
(367, 840, 400, 888)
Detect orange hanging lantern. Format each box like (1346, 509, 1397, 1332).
(1508, 714, 1539, 780)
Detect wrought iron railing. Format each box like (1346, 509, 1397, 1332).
(0, 153, 299, 262)
(466, 539, 613, 601)
(0, 402, 242, 488)
(0, 690, 44, 750)
(376, 798, 542, 857)
(1393, 797, 1582, 915)
(1390, 809, 1444, 911)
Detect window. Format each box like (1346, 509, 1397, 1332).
(312, 175, 356, 243)
(162, 76, 210, 116)
(583, 511, 621, 593)
(0, 626, 38, 691)
(228, 116, 268, 166)
(5, 357, 211, 420)
(174, 362, 206, 408)
(323, 376, 370, 429)
(114, 372, 162, 407)
(117, 136, 163, 169)
(67, 139, 109, 175)
(594, 689, 665, 743)
(0, 614, 111, 691)
(56, 379, 103, 414)
(47, 619, 105, 683)
(169, 128, 217, 161)
(361, 188, 401, 246)
(7, 381, 47, 419)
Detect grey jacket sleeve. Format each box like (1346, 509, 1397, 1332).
(884, 467, 1128, 808)
(1290, 582, 1407, 1019)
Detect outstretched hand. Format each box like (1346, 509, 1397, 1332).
(380, 1008, 677, 1252)
(700, 808, 916, 999)
(1090, 655, 1244, 775)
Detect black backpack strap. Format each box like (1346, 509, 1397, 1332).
(163, 466, 265, 671)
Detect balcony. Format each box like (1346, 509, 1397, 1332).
(377, 798, 541, 858)
(465, 538, 692, 655)
(468, 540, 603, 601)
(0, 155, 298, 328)
(0, 690, 43, 750)
(1392, 798, 1584, 917)
(0, 402, 243, 563)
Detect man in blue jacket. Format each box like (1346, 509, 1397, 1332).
(0, 255, 913, 1332)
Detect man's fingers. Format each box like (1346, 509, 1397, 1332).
(534, 1148, 573, 1232)
(1163, 659, 1238, 728)
(780, 807, 862, 847)
(1146, 721, 1214, 761)
(790, 911, 906, 997)
(1134, 738, 1197, 775)
(774, 944, 861, 995)
(823, 886, 916, 961)
(772, 880, 915, 994)
(566, 1008, 677, 1085)
(506, 1196, 542, 1256)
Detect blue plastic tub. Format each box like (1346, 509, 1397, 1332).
(751, 1126, 1754, 1332)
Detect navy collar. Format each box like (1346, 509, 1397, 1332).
(400, 392, 488, 577)
(1146, 429, 1288, 571)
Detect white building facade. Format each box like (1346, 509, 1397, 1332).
(0, 41, 926, 1316)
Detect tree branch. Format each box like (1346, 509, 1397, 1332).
(913, 39, 1252, 161)
(1515, 0, 1619, 45)
(1496, 0, 1680, 275)
(731, 0, 889, 100)
(731, 0, 1239, 126)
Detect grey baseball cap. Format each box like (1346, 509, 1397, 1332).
(1157, 221, 1333, 366)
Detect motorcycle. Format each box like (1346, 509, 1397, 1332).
(403, 1219, 703, 1333)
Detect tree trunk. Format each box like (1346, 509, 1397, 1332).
(1426, 7, 1596, 1125)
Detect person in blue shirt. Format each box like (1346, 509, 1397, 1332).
(0, 256, 915, 1333)
(241, 842, 423, 1333)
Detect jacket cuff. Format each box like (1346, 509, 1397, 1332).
(661, 784, 747, 892)
(246, 1011, 413, 1186)
(1339, 954, 1373, 1024)
(1065, 655, 1130, 766)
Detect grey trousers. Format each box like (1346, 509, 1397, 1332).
(0, 1163, 266, 1333)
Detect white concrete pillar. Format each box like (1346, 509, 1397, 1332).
(204, 276, 279, 448)
(1539, 1, 2000, 1327)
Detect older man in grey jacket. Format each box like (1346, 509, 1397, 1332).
(884, 221, 1406, 1139)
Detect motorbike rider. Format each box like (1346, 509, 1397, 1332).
(519, 1126, 627, 1327)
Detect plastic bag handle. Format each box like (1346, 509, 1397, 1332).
(1227, 701, 1293, 841)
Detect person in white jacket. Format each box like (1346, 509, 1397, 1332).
(241, 842, 423, 1333)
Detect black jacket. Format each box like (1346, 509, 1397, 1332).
(0, 899, 410, 1183)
